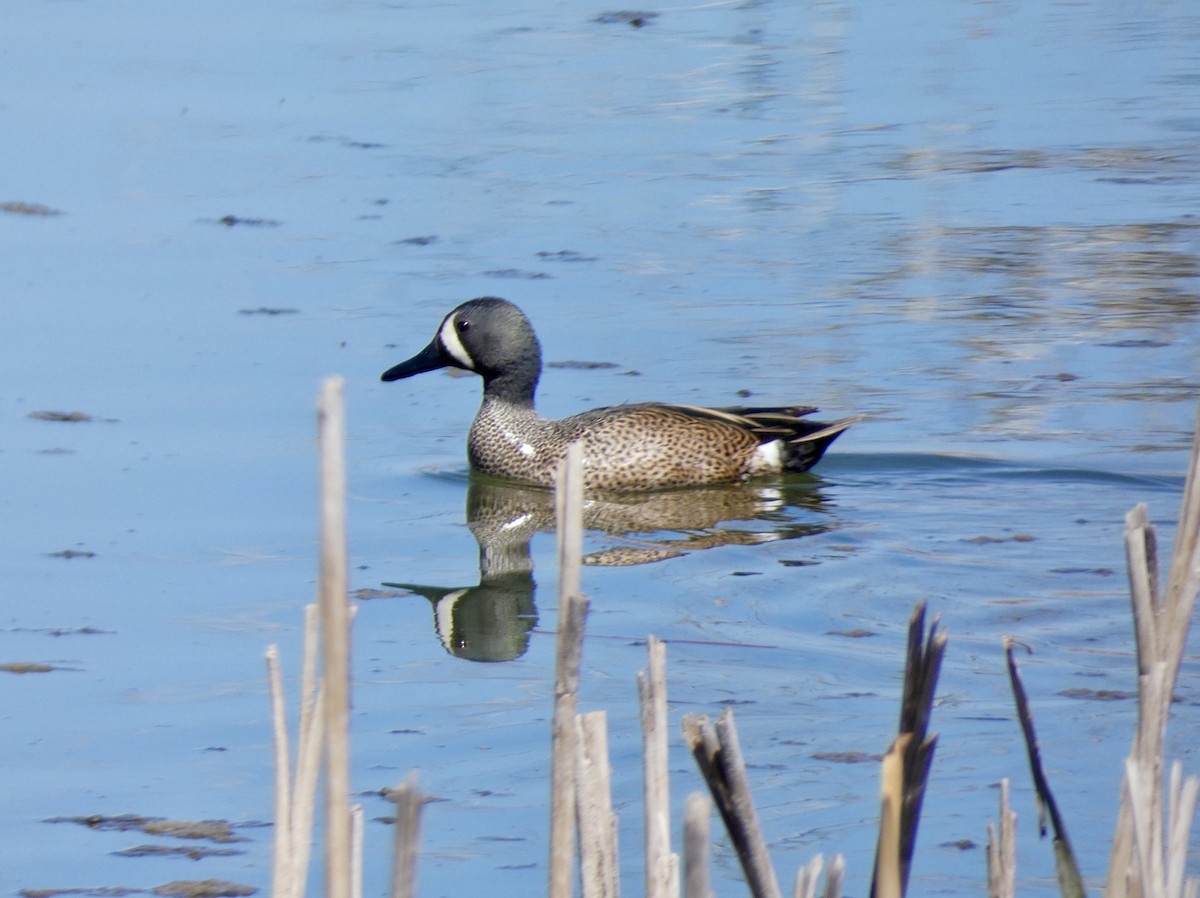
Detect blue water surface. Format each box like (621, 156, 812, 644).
(1, 1, 1198, 897)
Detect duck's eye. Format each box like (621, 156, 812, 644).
(456, 319, 470, 332)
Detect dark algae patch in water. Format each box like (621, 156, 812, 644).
(25, 819, 258, 898)
(151, 882, 255, 897)
(1, 201, 62, 216)
(20, 890, 144, 897)
(0, 662, 60, 674)
(1059, 687, 1137, 701)
(481, 267, 551, 279)
(812, 750, 884, 763)
(19, 886, 255, 898)
(546, 359, 621, 370)
(963, 533, 1037, 544)
(113, 845, 245, 861)
(593, 10, 659, 27)
(46, 815, 251, 843)
(200, 214, 280, 228)
(535, 249, 598, 262)
(28, 411, 94, 422)
(141, 821, 249, 844)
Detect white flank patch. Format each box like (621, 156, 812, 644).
(502, 429, 538, 458)
(756, 487, 784, 512)
(438, 313, 474, 369)
(751, 440, 782, 472)
(500, 513, 534, 532)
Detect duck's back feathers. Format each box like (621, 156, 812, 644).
(658, 404, 856, 475)
(549, 402, 854, 490)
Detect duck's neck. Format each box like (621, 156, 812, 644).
(481, 366, 539, 411)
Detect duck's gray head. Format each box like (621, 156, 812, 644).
(381, 297, 543, 400)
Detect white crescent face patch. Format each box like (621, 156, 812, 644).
(437, 312, 474, 369)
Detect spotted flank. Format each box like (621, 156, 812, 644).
(381, 297, 856, 490)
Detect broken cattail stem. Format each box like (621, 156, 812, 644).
(640, 635, 676, 898)
(1108, 409, 1200, 898)
(550, 444, 589, 898)
(715, 708, 782, 898)
(1166, 762, 1199, 898)
(873, 736, 906, 898)
(577, 711, 619, 898)
(895, 604, 945, 897)
(823, 855, 846, 898)
(555, 441, 585, 604)
(318, 376, 352, 898)
(683, 792, 713, 898)
(1005, 637, 1086, 898)
(794, 855, 824, 898)
(291, 685, 324, 898)
(351, 804, 363, 898)
(298, 603, 320, 769)
(683, 710, 782, 898)
(266, 645, 294, 898)
(986, 779, 1016, 898)
(389, 773, 425, 898)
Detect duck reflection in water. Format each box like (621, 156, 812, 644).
(384, 472, 837, 662)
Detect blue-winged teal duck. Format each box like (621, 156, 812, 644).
(381, 297, 855, 491)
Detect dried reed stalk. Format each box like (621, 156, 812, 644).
(1106, 412, 1200, 898)
(388, 773, 425, 898)
(1004, 636, 1086, 898)
(577, 711, 620, 898)
(266, 607, 327, 898)
(795, 855, 824, 898)
(351, 804, 363, 898)
(873, 735, 906, 898)
(682, 708, 782, 898)
(1123, 745, 1200, 898)
(267, 645, 295, 898)
(986, 779, 1016, 898)
(298, 602, 320, 773)
(683, 792, 713, 898)
(640, 635, 678, 898)
(823, 854, 845, 898)
(797, 853, 843, 898)
(550, 443, 590, 898)
(291, 607, 325, 896)
(1164, 764, 1200, 898)
(318, 376, 352, 898)
(556, 440, 585, 611)
(870, 603, 945, 898)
